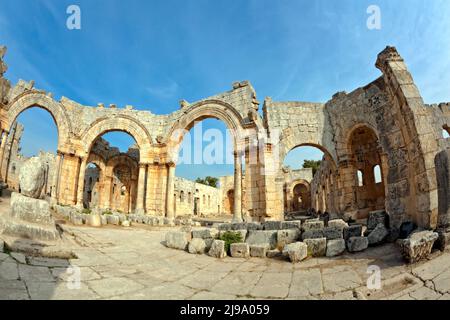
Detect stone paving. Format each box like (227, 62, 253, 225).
(1, 222, 450, 300)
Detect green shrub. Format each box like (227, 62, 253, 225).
(219, 231, 243, 254)
(81, 208, 92, 215)
(102, 210, 113, 215)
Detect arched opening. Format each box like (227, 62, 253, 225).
(173, 118, 240, 219)
(1, 107, 58, 197)
(348, 125, 386, 218)
(80, 131, 139, 213)
(282, 144, 336, 215)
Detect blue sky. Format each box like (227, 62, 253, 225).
(3, 0, 450, 180)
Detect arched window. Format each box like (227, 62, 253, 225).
(188, 192, 192, 204)
(373, 165, 382, 184)
(208, 195, 211, 207)
(443, 126, 450, 139)
(180, 190, 185, 203)
(357, 170, 364, 187)
(203, 194, 206, 205)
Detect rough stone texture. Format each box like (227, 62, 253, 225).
(301, 229, 324, 240)
(106, 215, 120, 225)
(165, 231, 190, 250)
(328, 219, 348, 229)
(282, 242, 307, 263)
(266, 249, 282, 259)
(276, 229, 300, 249)
(304, 238, 327, 257)
(398, 230, 439, 263)
(367, 210, 389, 230)
(343, 224, 362, 240)
(246, 230, 277, 249)
(230, 243, 250, 258)
(86, 214, 102, 227)
(346, 237, 369, 253)
(435, 228, 450, 251)
(188, 238, 206, 254)
(18, 157, 46, 199)
(208, 240, 226, 259)
(263, 221, 282, 230)
(0, 239, 4, 252)
(281, 221, 301, 230)
(323, 226, 343, 240)
(250, 245, 269, 258)
(10, 192, 53, 225)
(326, 239, 346, 257)
(302, 220, 324, 232)
(121, 220, 130, 227)
(219, 229, 247, 241)
(367, 223, 389, 245)
(245, 222, 262, 230)
(192, 228, 219, 240)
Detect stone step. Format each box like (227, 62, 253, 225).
(0, 216, 60, 241)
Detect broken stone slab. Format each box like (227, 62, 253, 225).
(263, 221, 282, 230)
(165, 231, 191, 250)
(204, 238, 214, 251)
(188, 238, 206, 254)
(121, 220, 131, 227)
(245, 230, 277, 249)
(367, 223, 389, 246)
(18, 156, 46, 199)
(230, 243, 250, 258)
(282, 242, 308, 263)
(192, 228, 219, 239)
(250, 244, 269, 258)
(86, 214, 102, 227)
(208, 240, 226, 258)
(328, 219, 348, 229)
(276, 229, 300, 249)
(323, 226, 343, 240)
(302, 220, 324, 232)
(230, 223, 247, 231)
(100, 215, 107, 225)
(10, 192, 54, 225)
(343, 224, 362, 240)
(0, 217, 60, 241)
(301, 229, 324, 240)
(367, 210, 389, 229)
(304, 237, 327, 257)
(11, 252, 27, 264)
(106, 215, 120, 225)
(281, 221, 302, 230)
(326, 239, 346, 257)
(397, 230, 439, 263)
(70, 214, 83, 226)
(346, 236, 369, 253)
(266, 249, 282, 258)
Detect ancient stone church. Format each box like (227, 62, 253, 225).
(0, 45, 448, 233)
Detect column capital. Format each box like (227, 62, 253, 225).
(166, 161, 176, 168)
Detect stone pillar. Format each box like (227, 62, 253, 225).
(75, 157, 87, 209)
(166, 163, 175, 220)
(135, 163, 147, 214)
(0, 130, 8, 180)
(233, 151, 243, 222)
(50, 151, 62, 203)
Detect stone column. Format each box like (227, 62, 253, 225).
(135, 163, 147, 214)
(75, 157, 87, 209)
(0, 130, 8, 180)
(166, 163, 175, 220)
(50, 152, 62, 204)
(233, 151, 243, 222)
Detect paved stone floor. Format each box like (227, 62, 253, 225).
(1, 221, 450, 300)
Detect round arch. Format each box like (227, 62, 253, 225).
(105, 154, 139, 179)
(282, 143, 337, 171)
(80, 115, 152, 157)
(6, 91, 72, 149)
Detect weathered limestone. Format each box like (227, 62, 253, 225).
(346, 237, 369, 253)
(367, 210, 389, 230)
(304, 238, 327, 257)
(343, 224, 362, 240)
(230, 243, 250, 258)
(302, 220, 324, 232)
(263, 221, 282, 230)
(326, 239, 346, 257)
(86, 214, 102, 227)
(165, 231, 191, 250)
(192, 228, 219, 240)
(18, 157, 46, 198)
(301, 229, 324, 240)
(208, 240, 226, 258)
(250, 244, 269, 258)
(9, 192, 53, 225)
(367, 223, 389, 246)
(246, 230, 277, 249)
(188, 238, 206, 254)
(266, 249, 282, 258)
(276, 229, 300, 249)
(282, 242, 308, 263)
(398, 231, 439, 263)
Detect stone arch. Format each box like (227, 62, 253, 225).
(80, 115, 152, 158)
(282, 143, 337, 170)
(285, 179, 311, 212)
(6, 91, 72, 149)
(166, 100, 248, 160)
(105, 154, 139, 179)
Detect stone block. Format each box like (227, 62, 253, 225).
(208, 240, 226, 258)
(367, 223, 389, 246)
(188, 238, 206, 254)
(301, 229, 324, 240)
(121, 220, 131, 227)
(326, 239, 346, 257)
(10, 192, 53, 225)
(106, 215, 120, 225)
(250, 245, 269, 258)
(276, 229, 300, 249)
(282, 242, 308, 263)
(18, 157, 46, 199)
(263, 221, 282, 230)
(327, 219, 348, 229)
(302, 220, 324, 232)
(245, 230, 277, 249)
(281, 221, 302, 230)
(192, 228, 219, 239)
(266, 249, 282, 258)
(86, 214, 102, 227)
(346, 237, 369, 253)
(219, 229, 247, 241)
(343, 224, 362, 240)
(217, 223, 232, 231)
(230, 243, 250, 258)
(304, 238, 327, 257)
(367, 210, 388, 229)
(246, 222, 262, 230)
(204, 238, 214, 251)
(71, 214, 83, 225)
(165, 231, 190, 250)
(323, 226, 343, 240)
(435, 228, 450, 251)
(0, 239, 4, 252)
(230, 223, 247, 231)
(398, 230, 439, 263)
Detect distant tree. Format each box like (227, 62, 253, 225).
(302, 160, 322, 176)
(195, 176, 218, 188)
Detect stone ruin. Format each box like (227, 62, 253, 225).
(0, 157, 60, 241)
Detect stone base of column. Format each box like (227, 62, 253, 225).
(75, 203, 84, 210)
(232, 216, 243, 223)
